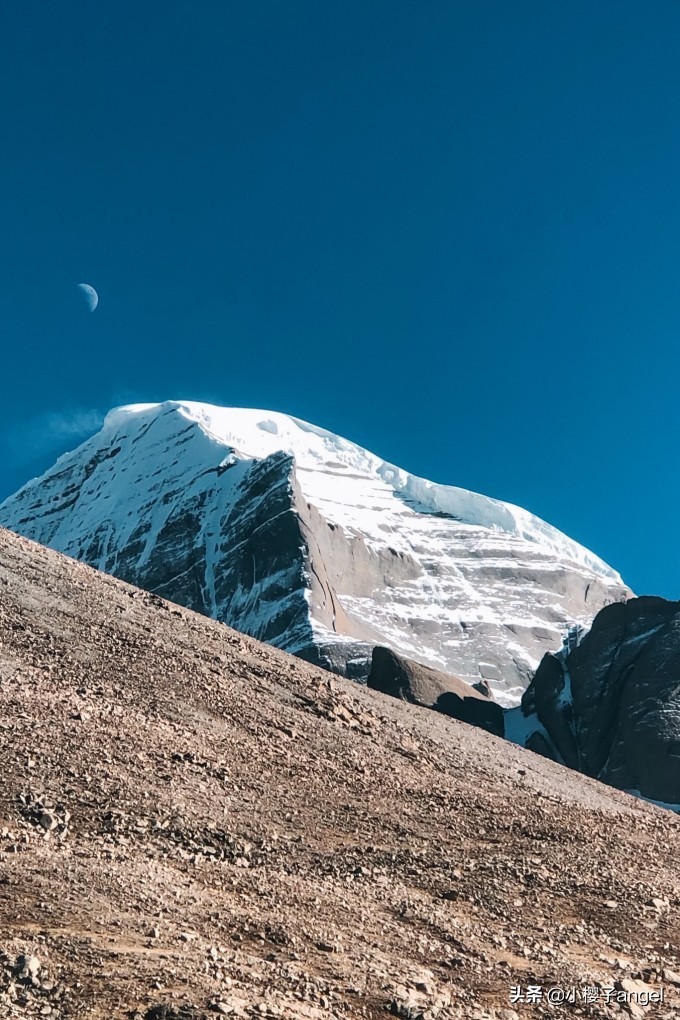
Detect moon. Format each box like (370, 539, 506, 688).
(77, 283, 99, 312)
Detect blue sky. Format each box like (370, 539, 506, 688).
(1, 1, 679, 596)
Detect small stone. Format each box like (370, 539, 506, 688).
(17, 954, 41, 983)
(412, 969, 436, 994)
(213, 997, 248, 1016)
(388, 995, 424, 1020)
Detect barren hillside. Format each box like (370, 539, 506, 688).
(0, 527, 678, 1020)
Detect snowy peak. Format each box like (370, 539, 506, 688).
(103, 401, 619, 576)
(0, 400, 630, 704)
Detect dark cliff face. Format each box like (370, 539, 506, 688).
(120, 448, 319, 655)
(368, 646, 505, 737)
(516, 598, 680, 804)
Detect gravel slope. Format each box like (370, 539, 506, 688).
(0, 527, 678, 1020)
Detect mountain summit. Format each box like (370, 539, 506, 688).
(0, 400, 629, 704)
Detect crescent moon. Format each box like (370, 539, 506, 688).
(77, 283, 99, 312)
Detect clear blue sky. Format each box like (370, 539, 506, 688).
(1, 1, 679, 596)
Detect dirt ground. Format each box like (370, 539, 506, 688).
(1, 526, 679, 1020)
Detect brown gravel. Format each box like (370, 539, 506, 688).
(1, 526, 680, 1020)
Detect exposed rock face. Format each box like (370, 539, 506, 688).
(508, 598, 680, 804)
(368, 646, 504, 736)
(0, 400, 630, 704)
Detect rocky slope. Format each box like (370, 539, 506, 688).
(508, 598, 680, 806)
(1, 525, 680, 1019)
(0, 400, 630, 705)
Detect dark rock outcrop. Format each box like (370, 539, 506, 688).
(368, 646, 504, 737)
(509, 598, 680, 804)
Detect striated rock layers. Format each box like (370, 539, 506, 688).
(509, 598, 680, 804)
(0, 400, 630, 704)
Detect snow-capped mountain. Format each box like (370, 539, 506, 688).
(0, 400, 630, 705)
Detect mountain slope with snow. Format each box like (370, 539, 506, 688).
(0, 400, 630, 704)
